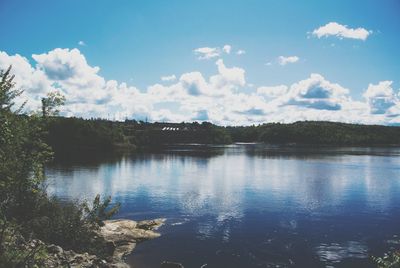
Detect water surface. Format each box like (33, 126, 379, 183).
(46, 144, 400, 268)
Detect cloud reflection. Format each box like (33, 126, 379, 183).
(46, 146, 400, 218)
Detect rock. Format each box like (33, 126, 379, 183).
(100, 218, 165, 261)
(23, 218, 165, 267)
(137, 219, 166, 230)
(160, 261, 185, 268)
(47, 244, 64, 254)
(40, 244, 109, 268)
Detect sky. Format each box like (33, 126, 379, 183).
(0, 0, 399, 125)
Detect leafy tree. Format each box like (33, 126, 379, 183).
(0, 66, 51, 222)
(41, 91, 65, 117)
(0, 66, 121, 266)
(0, 67, 52, 266)
(0, 66, 24, 113)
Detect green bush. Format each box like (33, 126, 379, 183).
(373, 251, 400, 268)
(28, 195, 119, 257)
(0, 66, 121, 265)
(0, 218, 48, 268)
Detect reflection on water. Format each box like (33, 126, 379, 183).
(315, 241, 368, 264)
(46, 145, 400, 268)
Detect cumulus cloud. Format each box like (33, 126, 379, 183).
(161, 74, 176, 82)
(210, 59, 246, 90)
(278, 56, 299, 66)
(32, 48, 101, 83)
(278, 73, 350, 110)
(1, 48, 148, 119)
(78, 41, 86, 46)
(363, 81, 398, 114)
(236, 49, 246, 55)
(0, 51, 63, 113)
(180, 72, 210, 96)
(1, 48, 399, 126)
(312, 22, 371, 41)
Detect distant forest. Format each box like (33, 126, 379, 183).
(44, 117, 400, 156)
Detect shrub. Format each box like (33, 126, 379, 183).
(373, 251, 400, 268)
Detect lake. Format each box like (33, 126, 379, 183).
(46, 144, 400, 268)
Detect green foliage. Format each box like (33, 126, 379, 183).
(226, 125, 259, 142)
(0, 219, 48, 268)
(257, 121, 400, 145)
(44, 118, 400, 157)
(125, 121, 232, 145)
(44, 118, 232, 156)
(227, 121, 400, 145)
(373, 251, 400, 268)
(0, 66, 54, 266)
(28, 195, 118, 257)
(0, 67, 52, 223)
(0, 66, 23, 113)
(41, 91, 65, 117)
(0, 66, 121, 266)
(84, 194, 121, 227)
(46, 117, 127, 155)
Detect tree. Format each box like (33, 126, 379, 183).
(0, 67, 51, 266)
(41, 91, 65, 117)
(1, 66, 121, 266)
(0, 66, 23, 113)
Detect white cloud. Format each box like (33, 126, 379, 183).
(161, 74, 176, 82)
(312, 22, 370, 41)
(276, 73, 350, 110)
(363, 81, 398, 114)
(223, 45, 231, 54)
(278, 56, 299, 66)
(0, 51, 54, 111)
(1, 48, 399, 126)
(257, 85, 288, 97)
(210, 59, 246, 89)
(78, 41, 86, 46)
(236, 49, 246, 55)
(194, 47, 221, 60)
(32, 48, 100, 85)
(193, 44, 232, 60)
(180, 71, 210, 96)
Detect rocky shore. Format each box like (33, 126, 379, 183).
(40, 218, 166, 268)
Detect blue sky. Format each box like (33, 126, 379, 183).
(0, 0, 399, 125)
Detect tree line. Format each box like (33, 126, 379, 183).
(44, 118, 400, 157)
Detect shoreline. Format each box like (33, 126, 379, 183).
(40, 218, 166, 268)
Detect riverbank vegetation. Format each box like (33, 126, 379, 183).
(0, 67, 120, 267)
(44, 118, 400, 157)
(45, 118, 233, 155)
(228, 121, 400, 145)
(373, 251, 400, 268)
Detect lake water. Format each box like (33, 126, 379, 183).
(46, 144, 400, 268)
